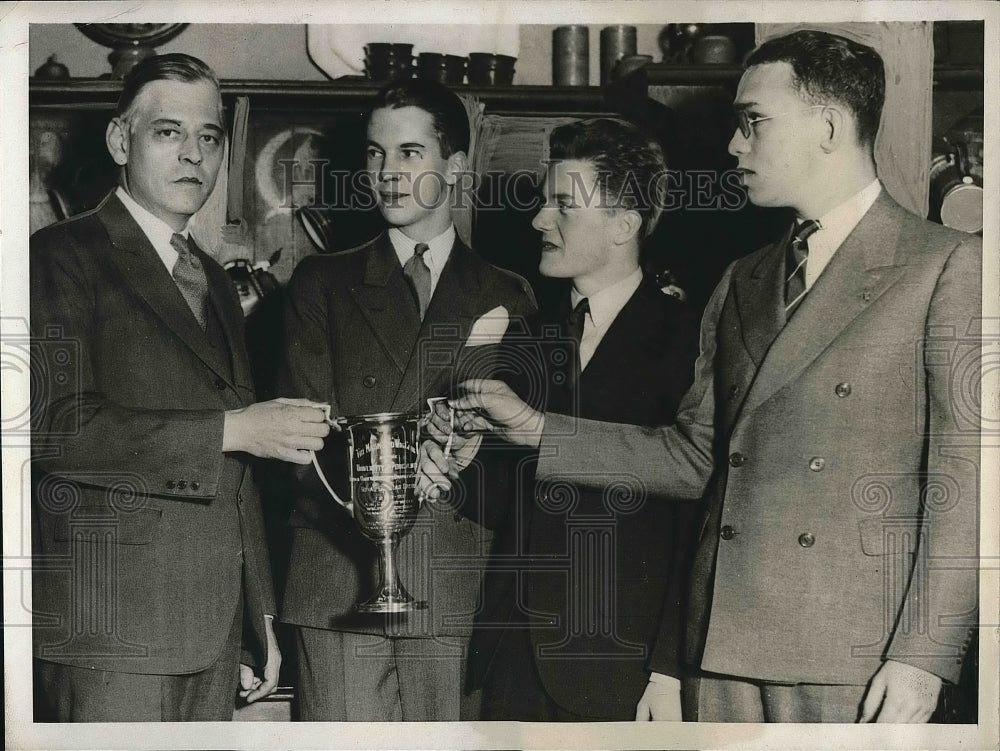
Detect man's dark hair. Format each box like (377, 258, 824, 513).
(370, 78, 470, 158)
(117, 53, 220, 118)
(746, 29, 885, 147)
(548, 117, 668, 240)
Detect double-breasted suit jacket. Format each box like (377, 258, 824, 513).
(464, 278, 699, 718)
(280, 232, 536, 639)
(30, 193, 275, 675)
(539, 191, 981, 686)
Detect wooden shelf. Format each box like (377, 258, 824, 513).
(29, 78, 615, 117)
(616, 62, 984, 91)
(30, 60, 982, 115)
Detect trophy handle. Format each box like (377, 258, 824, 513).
(310, 450, 354, 516)
(311, 413, 354, 515)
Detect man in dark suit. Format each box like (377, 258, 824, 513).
(30, 54, 331, 722)
(427, 31, 981, 723)
(424, 118, 699, 720)
(279, 78, 536, 721)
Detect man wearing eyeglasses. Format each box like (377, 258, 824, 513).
(423, 29, 981, 723)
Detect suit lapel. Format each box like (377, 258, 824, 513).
(740, 192, 907, 416)
(391, 239, 482, 412)
(579, 282, 653, 392)
(733, 227, 791, 367)
(201, 251, 255, 399)
(98, 194, 237, 385)
(347, 233, 420, 377)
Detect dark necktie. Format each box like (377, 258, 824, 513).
(170, 233, 208, 330)
(784, 219, 820, 320)
(403, 242, 432, 319)
(565, 297, 590, 374)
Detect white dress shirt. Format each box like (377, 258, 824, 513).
(570, 267, 643, 372)
(800, 179, 882, 290)
(115, 186, 192, 273)
(388, 224, 455, 299)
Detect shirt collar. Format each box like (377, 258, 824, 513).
(807, 179, 881, 253)
(115, 186, 190, 246)
(388, 224, 456, 273)
(571, 267, 643, 328)
(800, 180, 881, 288)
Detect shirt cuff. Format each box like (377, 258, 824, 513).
(649, 672, 682, 690)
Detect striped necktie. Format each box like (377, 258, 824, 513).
(784, 219, 820, 320)
(170, 233, 208, 329)
(403, 242, 432, 319)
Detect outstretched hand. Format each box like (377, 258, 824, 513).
(448, 379, 544, 448)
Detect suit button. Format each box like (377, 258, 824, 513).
(809, 457, 826, 472)
(176, 480, 187, 489)
(720, 525, 736, 540)
(166, 480, 176, 489)
(835, 382, 852, 398)
(728, 452, 746, 467)
(362, 375, 377, 388)
(215, 378, 226, 390)
(798, 532, 816, 548)
(727, 384, 740, 400)
(191, 481, 200, 490)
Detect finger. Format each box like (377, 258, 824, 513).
(875, 698, 906, 723)
(245, 669, 279, 703)
(425, 418, 451, 443)
(423, 441, 451, 473)
(284, 448, 316, 465)
(635, 701, 646, 721)
(291, 403, 333, 422)
(300, 421, 332, 438)
(457, 413, 494, 434)
(239, 663, 255, 691)
(859, 679, 885, 723)
(458, 378, 506, 395)
(287, 436, 326, 452)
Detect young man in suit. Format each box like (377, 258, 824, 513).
(279, 78, 536, 721)
(30, 53, 331, 722)
(425, 118, 699, 720)
(425, 30, 981, 723)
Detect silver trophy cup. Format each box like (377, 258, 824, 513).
(338, 411, 427, 613)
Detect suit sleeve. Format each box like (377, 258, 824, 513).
(30, 231, 226, 501)
(886, 234, 982, 683)
(534, 266, 733, 500)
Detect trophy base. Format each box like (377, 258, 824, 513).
(356, 596, 428, 613)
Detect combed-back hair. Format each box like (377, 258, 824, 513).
(370, 78, 470, 157)
(548, 117, 668, 240)
(117, 53, 220, 118)
(746, 29, 885, 147)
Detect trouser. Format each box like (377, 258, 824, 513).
(294, 626, 479, 721)
(682, 671, 867, 723)
(480, 626, 592, 721)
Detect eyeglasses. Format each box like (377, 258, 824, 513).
(734, 105, 826, 139)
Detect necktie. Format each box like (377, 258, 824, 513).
(784, 219, 820, 319)
(403, 242, 432, 319)
(565, 297, 590, 374)
(170, 233, 209, 330)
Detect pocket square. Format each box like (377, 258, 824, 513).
(465, 305, 509, 347)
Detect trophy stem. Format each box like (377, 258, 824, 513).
(356, 537, 427, 613)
